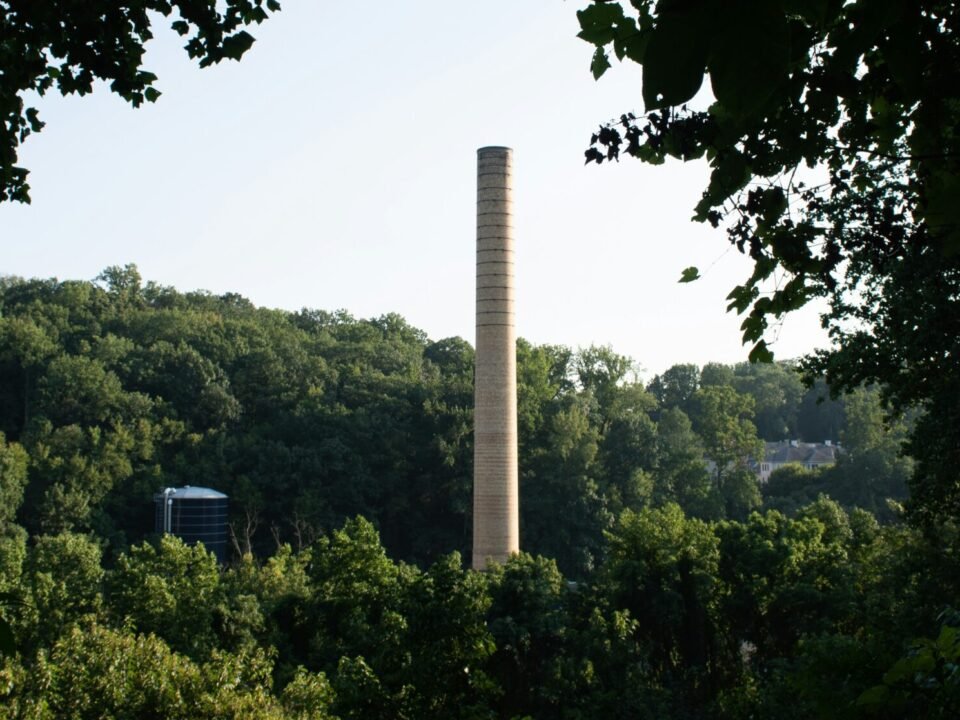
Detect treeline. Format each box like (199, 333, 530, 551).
(0, 267, 954, 718)
(1, 510, 957, 718)
(0, 267, 909, 575)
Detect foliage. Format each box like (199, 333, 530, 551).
(716, 507, 853, 663)
(1, 268, 957, 717)
(601, 504, 720, 684)
(0, 0, 281, 203)
(647, 363, 699, 416)
(0, 621, 320, 720)
(1, 269, 922, 579)
(0, 500, 953, 719)
(0, 434, 27, 529)
(109, 534, 222, 658)
(19, 532, 104, 651)
(485, 553, 568, 718)
(577, 0, 960, 525)
(688, 385, 764, 518)
(857, 615, 960, 719)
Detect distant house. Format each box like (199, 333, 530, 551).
(757, 440, 838, 482)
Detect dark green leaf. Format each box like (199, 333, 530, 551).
(679, 266, 701, 283)
(577, 2, 627, 46)
(708, 2, 790, 118)
(642, 16, 708, 109)
(619, 32, 649, 64)
(748, 340, 774, 363)
(726, 284, 758, 313)
(591, 47, 612, 80)
(221, 31, 256, 61)
(740, 315, 765, 343)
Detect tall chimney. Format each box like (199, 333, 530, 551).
(473, 146, 519, 569)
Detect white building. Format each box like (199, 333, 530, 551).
(757, 440, 838, 483)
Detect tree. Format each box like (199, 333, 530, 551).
(392, 552, 497, 720)
(762, 463, 825, 516)
(19, 532, 104, 651)
(109, 534, 223, 658)
(485, 553, 569, 719)
(700, 362, 734, 388)
(647, 363, 700, 414)
(573, 344, 636, 433)
(688, 385, 764, 519)
(0, 433, 27, 532)
(796, 378, 845, 443)
(304, 517, 407, 673)
(715, 507, 854, 664)
(520, 391, 609, 578)
(732, 362, 804, 441)
(600, 504, 721, 689)
(652, 407, 719, 519)
(1, 0, 281, 203)
(4, 622, 314, 720)
(576, 0, 960, 523)
(689, 387, 763, 484)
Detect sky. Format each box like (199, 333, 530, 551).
(1, 1, 829, 379)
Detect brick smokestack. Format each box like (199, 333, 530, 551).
(472, 146, 519, 569)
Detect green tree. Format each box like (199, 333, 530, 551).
(0, 432, 27, 533)
(653, 407, 720, 519)
(516, 340, 572, 445)
(600, 504, 721, 686)
(715, 507, 854, 664)
(576, 0, 960, 524)
(829, 387, 912, 521)
(305, 517, 407, 673)
(2, 622, 313, 720)
(1, 0, 281, 203)
(762, 463, 826, 516)
(485, 553, 568, 719)
(647, 363, 700, 414)
(19, 532, 104, 651)
(573, 344, 636, 434)
(224, 544, 313, 678)
(280, 668, 339, 720)
(596, 384, 659, 514)
(796, 378, 845, 443)
(109, 534, 222, 658)
(0, 314, 58, 433)
(688, 385, 764, 514)
(857, 615, 960, 719)
(732, 361, 804, 441)
(520, 392, 609, 577)
(393, 553, 496, 720)
(700, 362, 734, 388)
(0, 433, 27, 650)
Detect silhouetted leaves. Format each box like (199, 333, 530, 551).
(0, 1, 281, 203)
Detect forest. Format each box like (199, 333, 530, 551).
(2, 0, 959, 716)
(0, 267, 955, 719)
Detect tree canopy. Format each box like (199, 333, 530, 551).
(0, 0, 281, 203)
(0, 268, 955, 717)
(0, 268, 906, 577)
(576, 0, 960, 524)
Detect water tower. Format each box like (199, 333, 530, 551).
(154, 485, 229, 563)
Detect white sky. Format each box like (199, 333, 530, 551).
(0, 1, 828, 378)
